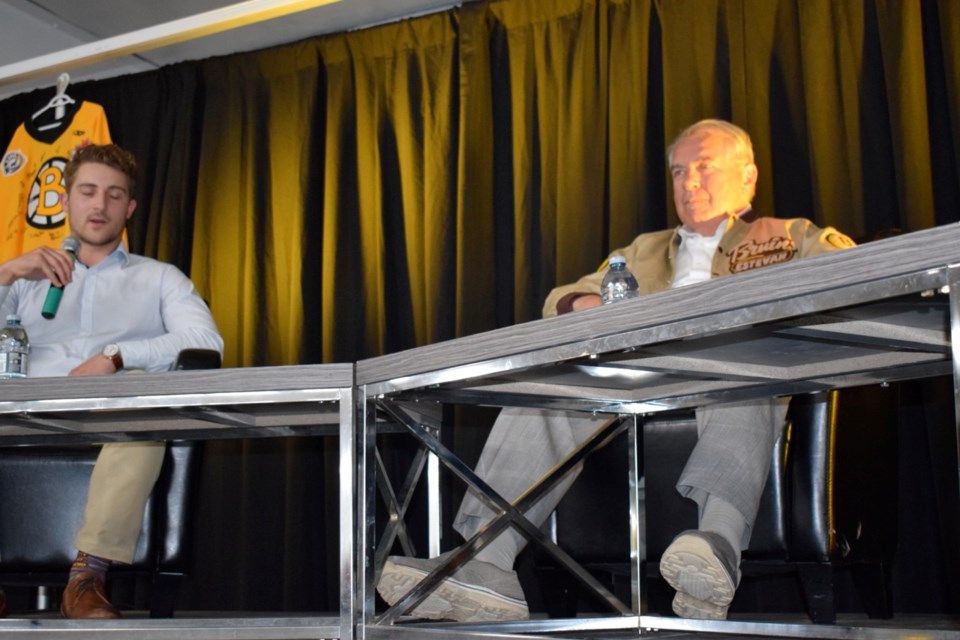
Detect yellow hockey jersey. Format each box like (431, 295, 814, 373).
(0, 101, 112, 262)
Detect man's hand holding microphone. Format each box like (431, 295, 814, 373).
(0, 237, 78, 299)
(41, 236, 80, 319)
(0, 236, 123, 377)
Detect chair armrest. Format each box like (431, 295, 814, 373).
(171, 349, 222, 371)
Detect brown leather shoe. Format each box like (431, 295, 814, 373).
(0, 589, 8, 618)
(60, 573, 121, 619)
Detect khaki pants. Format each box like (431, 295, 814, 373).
(74, 442, 166, 564)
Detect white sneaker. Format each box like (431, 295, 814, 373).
(672, 591, 730, 620)
(377, 553, 529, 622)
(659, 530, 741, 619)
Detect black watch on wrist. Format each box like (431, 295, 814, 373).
(101, 343, 123, 371)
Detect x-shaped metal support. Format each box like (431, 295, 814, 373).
(373, 444, 429, 581)
(374, 399, 637, 625)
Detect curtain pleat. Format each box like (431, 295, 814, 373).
(190, 44, 319, 367)
(1, 0, 959, 613)
(315, 16, 459, 359)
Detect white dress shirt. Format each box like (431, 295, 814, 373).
(671, 218, 729, 289)
(0, 245, 222, 378)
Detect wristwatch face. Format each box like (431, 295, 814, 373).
(102, 343, 122, 370)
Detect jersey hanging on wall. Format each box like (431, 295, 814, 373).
(0, 101, 112, 262)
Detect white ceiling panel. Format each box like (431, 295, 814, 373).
(0, 0, 466, 101)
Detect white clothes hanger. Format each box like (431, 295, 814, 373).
(32, 73, 75, 131)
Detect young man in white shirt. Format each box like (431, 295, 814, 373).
(0, 143, 223, 618)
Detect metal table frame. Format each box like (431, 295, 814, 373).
(356, 223, 960, 639)
(0, 363, 357, 640)
(2, 224, 960, 639)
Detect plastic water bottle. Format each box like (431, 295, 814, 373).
(601, 255, 640, 304)
(0, 314, 28, 378)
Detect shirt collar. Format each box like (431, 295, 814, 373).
(678, 217, 729, 242)
(678, 206, 752, 241)
(82, 242, 131, 269)
(114, 242, 131, 264)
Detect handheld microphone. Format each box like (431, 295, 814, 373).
(41, 236, 80, 320)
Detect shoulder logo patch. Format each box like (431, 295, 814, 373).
(2, 150, 25, 177)
(826, 232, 856, 249)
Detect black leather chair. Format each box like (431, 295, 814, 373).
(0, 348, 221, 618)
(534, 384, 900, 623)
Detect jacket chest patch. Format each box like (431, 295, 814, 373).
(728, 236, 797, 273)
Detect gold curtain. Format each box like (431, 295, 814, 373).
(169, 0, 960, 369)
(314, 18, 459, 360)
(189, 43, 322, 367)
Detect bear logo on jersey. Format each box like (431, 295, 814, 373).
(27, 156, 68, 229)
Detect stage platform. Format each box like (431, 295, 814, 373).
(4, 225, 960, 638)
(0, 612, 957, 639)
(357, 223, 960, 639)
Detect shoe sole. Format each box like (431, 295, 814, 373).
(672, 591, 729, 620)
(377, 559, 529, 623)
(660, 535, 736, 607)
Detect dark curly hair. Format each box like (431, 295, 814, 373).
(64, 143, 138, 194)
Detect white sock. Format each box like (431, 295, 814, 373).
(699, 495, 747, 563)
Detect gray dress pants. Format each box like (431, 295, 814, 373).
(454, 398, 789, 553)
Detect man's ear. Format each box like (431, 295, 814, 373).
(744, 163, 758, 188)
(126, 199, 137, 220)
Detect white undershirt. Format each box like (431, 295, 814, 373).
(671, 219, 728, 289)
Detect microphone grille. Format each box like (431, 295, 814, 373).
(62, 236, 80, 253)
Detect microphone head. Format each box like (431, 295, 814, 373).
(61, 236, 80, 254)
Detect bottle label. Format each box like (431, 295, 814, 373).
(0, 350, 27, 377)
(602, 285, 641, 304)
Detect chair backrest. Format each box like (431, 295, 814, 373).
(551, 385, 900, 565)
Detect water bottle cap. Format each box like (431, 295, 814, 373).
(608, 255, 626, 266)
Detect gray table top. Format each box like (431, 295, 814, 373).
(358, 223, 960, 413)
(0, 363, 355, 445)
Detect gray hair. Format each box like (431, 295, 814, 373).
(666, 118, 755, 166)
